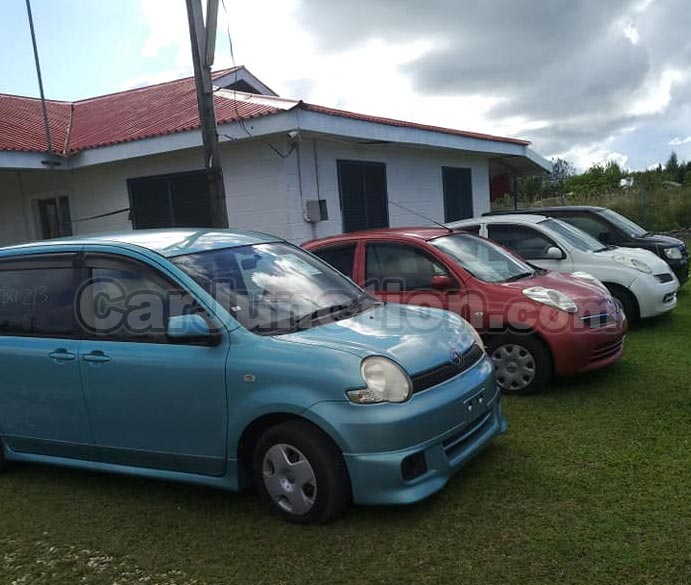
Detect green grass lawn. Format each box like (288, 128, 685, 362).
(1, 290, 690, 585)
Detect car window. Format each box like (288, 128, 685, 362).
(174, 243, 372, 335)
(0, 254, 77, 338)
(559, 214, 618, 242)
(431, 233, 535, 283)
(80, 255, 205, 343)
(311, 244, 357, 277)
(365, 243, 450, 291)
(539, 218, 605, 252)
(597, 208, 648, 238)
(486, 224, 559, 260)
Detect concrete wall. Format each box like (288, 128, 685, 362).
(292, 137, 491, 243)
(0, 137, 490, 247)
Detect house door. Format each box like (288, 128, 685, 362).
(442, 167, 473, 222)
(337, 161, 389, 232)
(37, 196, 73, 239)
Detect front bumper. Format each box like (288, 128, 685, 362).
(668, 259, 689, 285)
(630, 275, 679, 318)
(548, 314, 627, 377)
(306, 357, 507, 506)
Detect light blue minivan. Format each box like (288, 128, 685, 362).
(0, 230, 506, 523)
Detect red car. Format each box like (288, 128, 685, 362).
(303, 228, 626, 394)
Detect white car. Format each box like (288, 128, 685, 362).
(447, 214, 679, 322)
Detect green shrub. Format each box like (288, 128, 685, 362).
(492, 185, 691, 231)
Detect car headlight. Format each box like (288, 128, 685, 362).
(571, 271, 607, 289)
(522, 286, 578, 313)
(347, 356, 413, 404)
(663, 247, 683, 260)
(612, 254, 653, 274)
(469, 325, 485, 349)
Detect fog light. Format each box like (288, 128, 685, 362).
(663, 293, 676, 303)
(401, 452, 428, 481)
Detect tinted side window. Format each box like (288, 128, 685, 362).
(312, 245, 356, 277)
(560, 215, 618, 242)
(0, 255, 77, 338)
(365, 243, 449, 291)
(80, 255, 206, 343)
(487, 224, 557, 260)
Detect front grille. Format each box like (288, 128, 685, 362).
(411, 343, 484, 394)
(442, 410, 493, 462)
(590, 336, 624, 363)
(581, 313, 614, 328)
(655, 273, 675, 284)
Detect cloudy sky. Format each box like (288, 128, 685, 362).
(3, 0, 690, 170)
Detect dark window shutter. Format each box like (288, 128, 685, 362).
(443, 167, 473, 222)
(337, 161, 388, 232)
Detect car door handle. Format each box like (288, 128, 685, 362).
(82, 351, 112, 364)
(48, 349, 77, 362)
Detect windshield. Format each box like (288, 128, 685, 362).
(539, 218, 607, 253)
(431, 233, 536, 283)
(173, 243, 373, 335)
(597, 208, 648, 238)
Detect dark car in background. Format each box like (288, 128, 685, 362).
(485, 206, 689, 283)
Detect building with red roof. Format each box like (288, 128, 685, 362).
(0, 67, 550, 245)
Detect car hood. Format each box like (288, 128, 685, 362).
(597, 246, 672, 273)
(277, 303, 476, 375)
(638, 233, 685, 249)
(498, 270, 612, 305)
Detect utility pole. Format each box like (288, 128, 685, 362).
(186, 0, 229, 228)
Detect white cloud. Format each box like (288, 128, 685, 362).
(669, 136, 691, 146)
(629, 68, 687, 116)
(139, 0, 190, 65)
(555, 145, 629, 172)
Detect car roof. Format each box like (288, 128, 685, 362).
(0, 229, 283, 258)
(452, 214, 550, 225)
(484, 205, 604, 215)
(304, 226, 467, 247)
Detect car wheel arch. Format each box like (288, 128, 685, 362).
(602, 282, 640, 323)
(236, 412, 347, 487)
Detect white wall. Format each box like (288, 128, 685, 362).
(289, 137, 491, 243)
(0, 136, 492, 248)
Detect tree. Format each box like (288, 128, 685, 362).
(665, 151, 684, 183)
(549, 158, 576, 182)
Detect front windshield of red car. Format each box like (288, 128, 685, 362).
(431, 233, 536, 283)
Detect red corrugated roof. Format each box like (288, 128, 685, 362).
(0, 67, 529, 156)
(0, 94, 72, 153)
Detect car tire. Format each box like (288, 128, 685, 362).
(253, 420, 351, 524)
(487, 332, 552, 395)
(606, 285, 639, 325)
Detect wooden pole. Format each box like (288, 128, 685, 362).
(186, 0, 228, 228)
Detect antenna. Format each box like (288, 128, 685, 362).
(388, 200, 453, 232)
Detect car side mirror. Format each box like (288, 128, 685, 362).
(167, 314, 217, 343)
(431, 275, 455, 291)
(545, 246, 564, 260)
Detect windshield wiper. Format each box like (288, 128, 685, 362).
(503, 271, 535, 282)
(330, 293, 377, 320)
